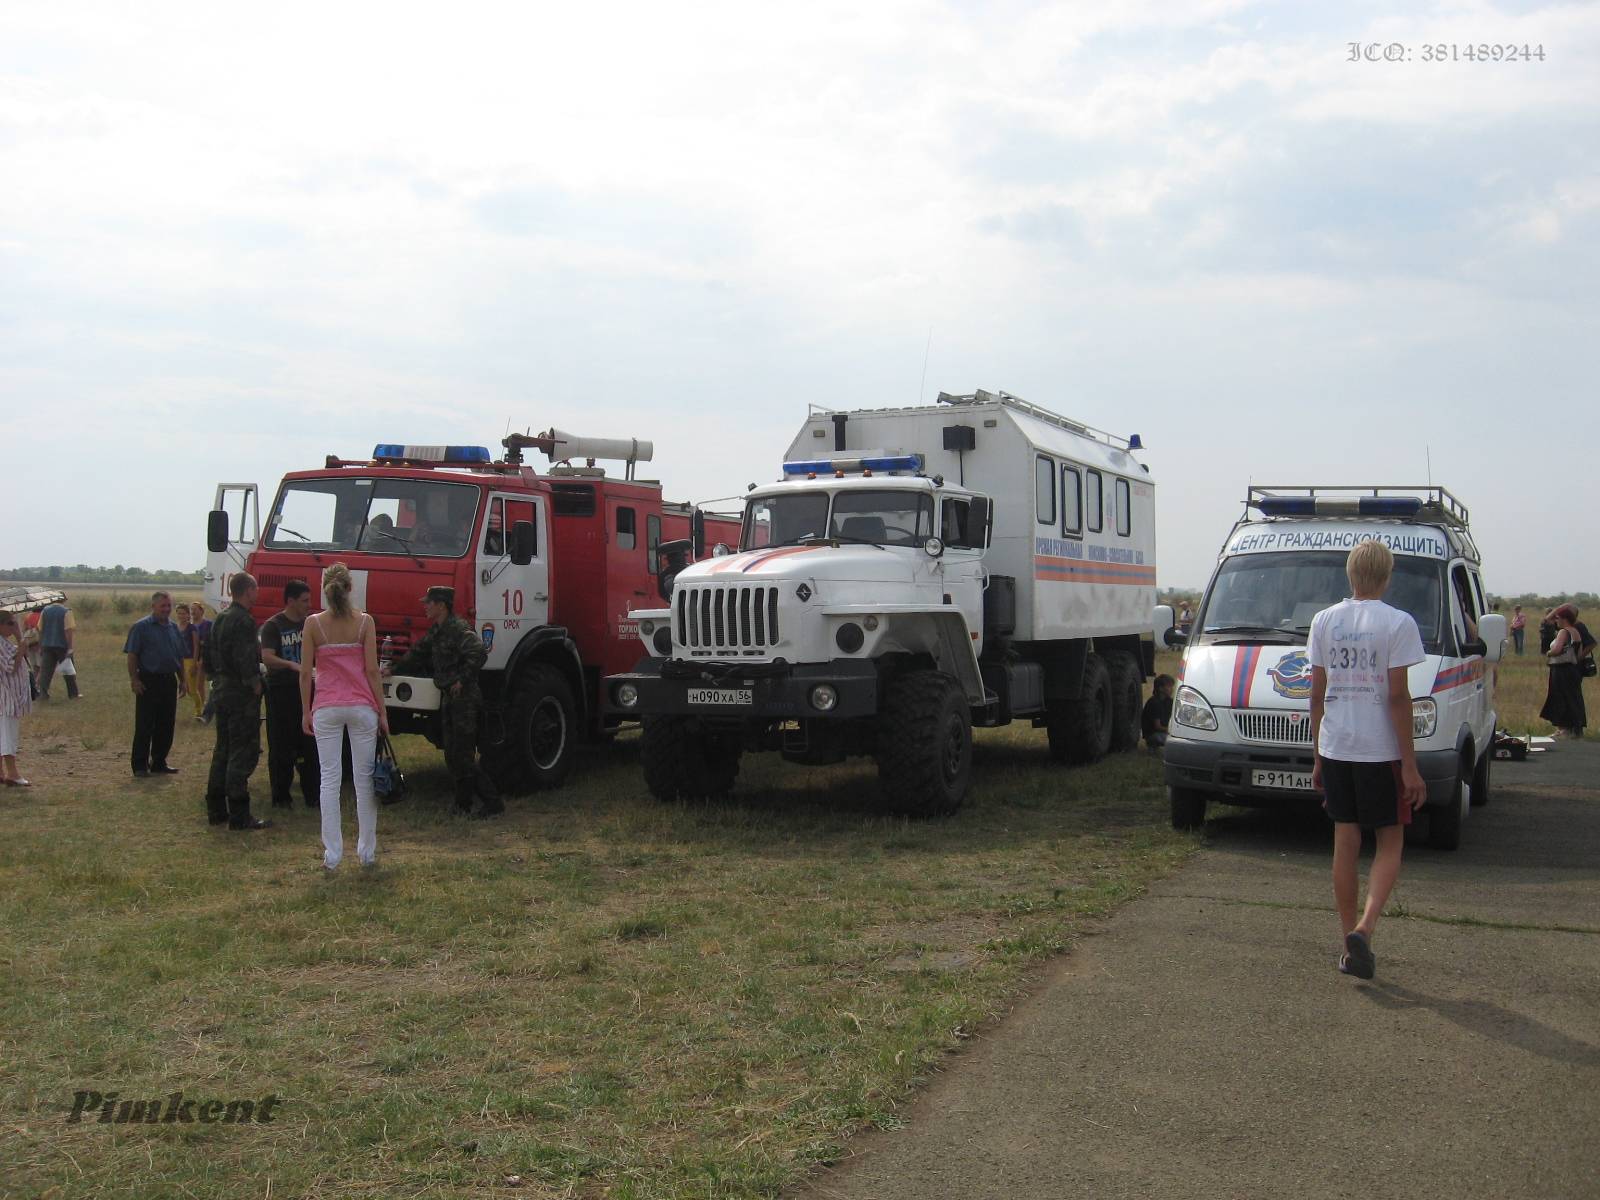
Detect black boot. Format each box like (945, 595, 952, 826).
(452, 778, 477, 815)
(472, 769, 504, 819)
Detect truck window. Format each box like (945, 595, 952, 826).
(942, 497, 974, 548)
(647, 514, 662, 572)
(1035, 456, 1055, 525)
(552, 484, 596, 517)
(743, 494, 828, 550)
(268, 478, 476, 557)
(1115, 478, 1131, 537)
(1060, 465, 1082, 535)
(483, 497, 505, 556)
(1086, 470, 1103, 533)
(830, 490, 934, 547)
(617, 506, 637, 551)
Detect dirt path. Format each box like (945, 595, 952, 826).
(797, 742, 1600, 1200)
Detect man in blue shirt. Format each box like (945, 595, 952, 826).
(37, 597, 81, 700)
(123, 592, 188, 778)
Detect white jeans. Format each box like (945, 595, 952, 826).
(312, 705, 380, 868)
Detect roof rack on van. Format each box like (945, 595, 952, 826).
(1245, 485, 1469, 530)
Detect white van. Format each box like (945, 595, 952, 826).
(1159, 486, 1506, 850)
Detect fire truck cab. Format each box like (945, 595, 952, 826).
(205, 431, 736, 794)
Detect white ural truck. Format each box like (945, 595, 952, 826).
(605, 391, 1159, 814)
(1159, 485, 1506, 850)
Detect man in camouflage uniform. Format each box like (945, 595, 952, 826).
(204, 573, 272, 831)
(385, 586, 502, 817)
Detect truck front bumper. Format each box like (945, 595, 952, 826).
(1164, 738, 1464, 808)
(605, 659, 879, 721)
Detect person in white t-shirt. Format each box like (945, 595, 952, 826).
(1309, 539, 1426, 981)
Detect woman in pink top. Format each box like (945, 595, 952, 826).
(300, 563, 388, 869)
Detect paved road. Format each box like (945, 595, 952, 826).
(798, 740, 1600, 1200)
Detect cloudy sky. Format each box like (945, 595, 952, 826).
(3, 0, 1597, 592)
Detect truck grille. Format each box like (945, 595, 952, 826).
(1233, 710, 1313, 745)
(676, 586, 780, 655)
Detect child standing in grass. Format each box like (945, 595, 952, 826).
(1309, 540, 1427, 980)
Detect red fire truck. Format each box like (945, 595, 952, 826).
(204, 430, 738, 793)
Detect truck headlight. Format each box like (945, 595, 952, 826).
(395, 682, 413, 702)
(835, 622, 864, 653)
(1412, 697, 1437, 739)
(616, 683, 640, 709)
(652, 628, 672, 655)
(1174, 685, 1218, 732)
(809, 684, 838, 711)
(639, 619, 655, 637)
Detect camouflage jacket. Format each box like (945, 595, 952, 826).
(391, 615, 485, 696)
(210, 601, 262, 694)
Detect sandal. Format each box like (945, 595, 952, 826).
(1341, 931, 1375, 979)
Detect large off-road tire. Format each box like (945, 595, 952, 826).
(1470, 742, 1491, 808)
(876, 671, 971, 816)
(1170, 785, 1208, 831)
(1425, 753, 1469, 851)
(640, 716, 742, 802)
(1106, 652, 1143, 753)
(1046, 653, 1114, 765)
(485, 663, 577, 795)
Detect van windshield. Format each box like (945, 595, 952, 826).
(264, 478, 480, 558)
(1198, 551, 1444, 649)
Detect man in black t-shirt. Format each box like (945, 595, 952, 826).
(260, 580, 321, 808)
(1142, 674, 1175, 749)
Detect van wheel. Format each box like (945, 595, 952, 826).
(876, 671, 971, 816)
(1170, 786, 1207, 831)
(1047, 653, 1113, 764)
(1470, 743, 1491, 808)
(485, 663, 577, 794)
(1106, 653, 1143, 753)
(1426, 756, 1469, 851)
(640, 716, 741, 802)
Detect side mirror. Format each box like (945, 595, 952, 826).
(1474, 612, 1506, 662)
(207, 510, 229, 554)
(656, 538, 693, 602)
(968, 496, 991, 548)
(509, 520, 537, 566)
(691, 510, 706, 559)
(1154, 605, 1182, 647)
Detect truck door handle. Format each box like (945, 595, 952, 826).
(533, 593, 548, 602)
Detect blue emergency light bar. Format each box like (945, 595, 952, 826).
(1256, 496, 1423, 518)
(782, 454, 923, 476)
(373, 444, 493, 465)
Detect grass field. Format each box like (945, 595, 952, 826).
(1, 595, 1585, 1199)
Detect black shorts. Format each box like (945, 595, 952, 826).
(1321, 758, 1410, 829)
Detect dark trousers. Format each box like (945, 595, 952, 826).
(39, 647, 80, 699)
(132, 672, 178, 773)
(206, 689, 262, 823)
(264, 686, 320, 806)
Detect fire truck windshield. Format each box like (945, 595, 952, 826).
(264, 478, 480, 558)
(742, 490, 935, 550)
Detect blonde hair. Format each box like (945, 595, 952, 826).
(1347, 539, 1394, 596)
(323, 562, 354, 617)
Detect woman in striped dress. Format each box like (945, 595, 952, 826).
(0, 610, 34, 787)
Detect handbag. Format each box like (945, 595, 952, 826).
(1583, 654, 1597, 679)
(373, 734, 406, 804)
